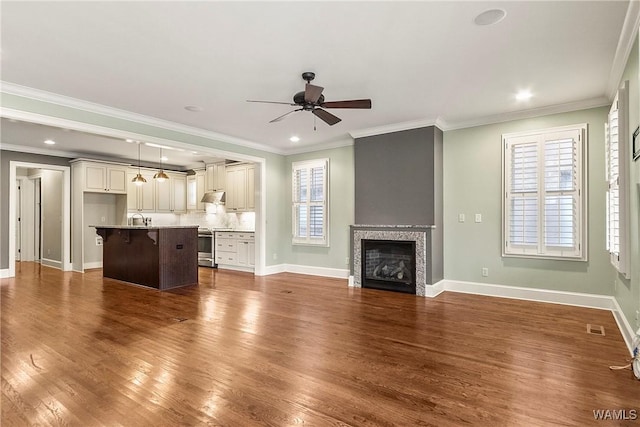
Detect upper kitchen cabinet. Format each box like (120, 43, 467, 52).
(156, 173, 187, 213)
(187, 169, 206, 211)
(225, 163, 255, 212)
(206, 162, 226, 192)
(127, 169, 156, 212)
(71, 159, 128, 193)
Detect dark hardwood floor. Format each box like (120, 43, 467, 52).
(2, 262, 638, 426)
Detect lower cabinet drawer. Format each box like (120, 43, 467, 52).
(216, 253, 237, 264)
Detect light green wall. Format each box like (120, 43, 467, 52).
(0, 94, 287, 268)
(614, 33, 640, 332)
(284, 145, 354, 270)
(443, 106, 613, 295)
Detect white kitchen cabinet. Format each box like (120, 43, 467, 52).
(246, 165, 255, 211)
(72, 160, 128, 193)
(225, 163, 255, 212)
(187, 169, 206, 211)
(127, 169, 155, 212)
(237, 238, 255, 267)
(155, 173, 186, 213)
(206, 162, 226, 192)
(215, 231, 254, 271)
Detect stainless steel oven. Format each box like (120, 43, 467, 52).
(198, 228, 216, 267)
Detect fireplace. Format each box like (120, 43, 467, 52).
(362, 239, 416, 294)
(350, 225, 440, 296)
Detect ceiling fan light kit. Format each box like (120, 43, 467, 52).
(247, 71, 372, 127)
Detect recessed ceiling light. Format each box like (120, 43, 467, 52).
(474, 9, 506, 26)
(290, 136, 300, 143)
(515, 90, 533, 101)
(185, 105, 203, 112)
(44, 139, 56, 145)
(160, 156, 168, 162)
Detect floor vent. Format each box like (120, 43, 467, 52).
(587, 324, 605, 336)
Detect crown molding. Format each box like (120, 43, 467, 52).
(1, 81, 287, 155)
(283, 136, 355, 156)
(0, 107, 266, 165)
(607, 0, 640, 98)
(348, 118, 440, 139)
(442, 96, 610, 132)
(0, 142, 83, 159)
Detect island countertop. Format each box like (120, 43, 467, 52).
(90, 225, 199, 229)
(93, 226, 198, 290)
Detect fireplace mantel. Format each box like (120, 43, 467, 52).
(350, 225, 435, 297)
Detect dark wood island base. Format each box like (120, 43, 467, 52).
(94, 226, 198, 290)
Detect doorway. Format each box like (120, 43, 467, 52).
(8, 161, 71, 277)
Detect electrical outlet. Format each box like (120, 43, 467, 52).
(635, 310, 640, 328)
(96, 237, 103, 246)
(482, 267, 489, 277)
(345, 257, 350, 266)
(458, 213, 465, 223)
(100, 216, 106, 223)
(475, 213, 482, 223)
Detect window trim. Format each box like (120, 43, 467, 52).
(501, 123, 588, 261)
(605, 81, 630, 278)
(291, 158, 329, 247)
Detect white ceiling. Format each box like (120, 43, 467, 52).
(0, 1, 632, 157)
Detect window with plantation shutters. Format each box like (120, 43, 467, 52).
(292, 159, 328, 246)
(605, 81, 629, 278)
(503, 124, 587, 260)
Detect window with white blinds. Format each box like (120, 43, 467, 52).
(292, 159, 329, 246)
(503, 124, 586, 260)
(605, 81, 629, 278)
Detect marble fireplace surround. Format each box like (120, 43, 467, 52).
(350, 225, 434, 297)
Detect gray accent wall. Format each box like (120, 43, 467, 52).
(0, 150, 71, 269)
(354, 126, 444, 284)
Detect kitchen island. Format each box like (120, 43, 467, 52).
(93, 225, 198, 290)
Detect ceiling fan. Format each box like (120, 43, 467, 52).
(247, 72, 372, 126)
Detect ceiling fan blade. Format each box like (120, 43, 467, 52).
(305, 84, 324, 103)
(247, 100, 297, 106)
(312, 108, 341, 126)
(269, 109, 302, 123)
(320, 99, 372, 109)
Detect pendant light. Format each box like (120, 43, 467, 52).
(153, 148, 169, 182)
(131, 142, 147, 186)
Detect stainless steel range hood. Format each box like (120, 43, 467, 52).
(201, 191, 225, 205)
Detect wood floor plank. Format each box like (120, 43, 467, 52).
(2, 263, 638, 426)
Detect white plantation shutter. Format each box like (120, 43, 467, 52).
(503, 125, 586, 260)
(292, 159, 328, 245)
(605, 82, 629, 277)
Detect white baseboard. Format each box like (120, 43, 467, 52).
(611, 298, 638, 355)
(260, 263, 287, 276)
(216, 264, 256, 274)
(261, 263, 348, 278)
(83, 261, 103, 270)
(425, 280, 446, 297)
(0, 269, 10, 278)
(283, 264, 349, 279)
(442, 279, 615, 310)
(41, 258, 62, 270)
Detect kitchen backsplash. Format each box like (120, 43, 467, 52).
(127, 206, 255, 231)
